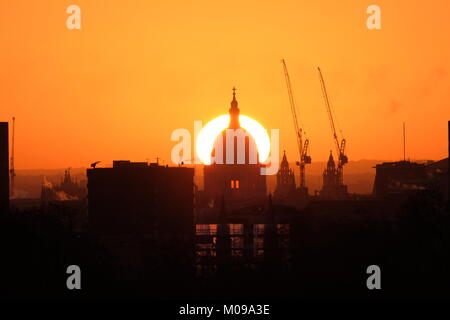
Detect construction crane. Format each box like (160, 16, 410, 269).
(10, 117, 16, 198)
(317, 67, 348, 185)
(281, 59, 311, 192)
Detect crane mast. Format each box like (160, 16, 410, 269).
(10, 117, 16, 198)
(281, 59, 311, 190)
(317, 67, 347, 185)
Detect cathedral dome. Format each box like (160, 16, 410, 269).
(211, 88, 259, 165)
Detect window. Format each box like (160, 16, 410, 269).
(196, 224, 217, 235)
(277, 224, 290, 235)
(254, 224, 265, 235)
(230, 180, 240, 189)
(229, 224, 243, 235)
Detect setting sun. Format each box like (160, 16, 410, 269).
(196, 114, 270, 165)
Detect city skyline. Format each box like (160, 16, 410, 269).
(0, 1, 449, 169)
(1, 1, 449, 304)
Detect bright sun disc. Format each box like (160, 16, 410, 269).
(196, 114, 270, 165)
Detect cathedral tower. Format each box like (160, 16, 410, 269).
(203, 89, 267, 209)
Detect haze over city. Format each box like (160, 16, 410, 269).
(1, 0, 449, 169)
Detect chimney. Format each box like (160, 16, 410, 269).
(0, 122, 9, 214)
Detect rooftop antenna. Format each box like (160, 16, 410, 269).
(10, 117, 16, 198)
(403, 122, 406, 162)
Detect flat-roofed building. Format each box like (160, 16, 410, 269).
(87, 160, 194, 238)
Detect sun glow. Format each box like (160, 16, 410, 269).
(196, 114, 270, 165)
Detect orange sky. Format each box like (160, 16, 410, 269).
(1, 0, 449, 169)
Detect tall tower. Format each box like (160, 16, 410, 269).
(0, 122, 9, 214)
(321, 151, 347, 199)
(274, 151, 296, 201)
(203, 88, 267, 209)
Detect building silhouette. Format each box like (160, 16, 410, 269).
(0, 122, 9, 214)
(425, 158, 448, 202)
(373, 158, 448, 200)
(320, 151, 348, 199)
(41, 168, 86, 201)
(203, 89, 267, 209)
(273, 151, 296, 202)
(373, 161, 427, 196)
(87, 160, 194, 237)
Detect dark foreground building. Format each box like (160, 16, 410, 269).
(86, 160, 195, 292)
(373, 121, 450, 200)
(373, 160, 427, 196)
(0, 122, 9, 214)
(87, 160, 194, 237)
